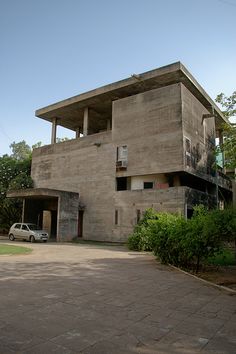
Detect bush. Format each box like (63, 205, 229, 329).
(128, 206, 236, 272)
(185, 206, 223, 272)
(148, 213, 187, 265)
(127, 209, 158, 251)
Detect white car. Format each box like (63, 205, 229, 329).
(8, 223, 48, 243)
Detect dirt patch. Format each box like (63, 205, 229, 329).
(197, 265, 236, 290)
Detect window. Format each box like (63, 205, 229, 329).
(116, 177, 128, 191)
(116, 177, 131, 191)
(14, 224, 21, 229)
(117, 145, 128, 161)
(185, 137, 191, 167)
(116, 146, 128, 170)
(115, 210, 119, 225)
(22, 225, 28, 230)
(136, 209, 141, 223)
(143, 182, 154, 189)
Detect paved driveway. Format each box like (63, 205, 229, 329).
(0, 241, 235, 354)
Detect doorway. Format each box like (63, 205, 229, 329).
(78, 210, 84, 238)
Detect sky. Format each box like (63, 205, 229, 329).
(0, 0, 236, 155)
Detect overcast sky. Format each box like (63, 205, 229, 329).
(0, 0, 235, 155)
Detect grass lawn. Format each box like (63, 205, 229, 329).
(0, 244, 32, 255)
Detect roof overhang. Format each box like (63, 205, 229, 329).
(7, 188, 79, 200)
(35, 62, 228, 131)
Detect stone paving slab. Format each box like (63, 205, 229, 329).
(0, 241, 235, 353)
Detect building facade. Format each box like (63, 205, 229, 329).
(8, 62, 232, 241)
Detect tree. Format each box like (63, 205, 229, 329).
(215, 91, 236, 170)
(10, 140, 31, 160)
(216, 91, 236, 120)
(219, 124, 236, 169)
(0, 141, 34, 231)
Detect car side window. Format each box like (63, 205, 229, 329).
(22, 225, 28, 230)
(14, 224, 21, 229)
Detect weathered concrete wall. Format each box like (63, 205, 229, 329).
(32, 131, 116, 241)
(57, 193, 80, 241)
(181, 84, 216, 177)
(113, 83, 184, 176)
(113, 187, 186, 241)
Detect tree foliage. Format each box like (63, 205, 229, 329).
(215, 91, 236, 120)
(219, 123, 236, 169)
(0, 141, 34, 231)
(9, 140, 31, 161)
(215, 91, 236, 170)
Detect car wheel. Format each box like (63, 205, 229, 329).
(30, 235, 35, 243)
(9, 234, 15, 241)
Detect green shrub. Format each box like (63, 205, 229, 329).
(128, 209, 158, 251)
(128, 206, 236, 272)
(210, 208, 236, 242)
(185, 206, 223, 272)
(148, 213, 187, 264)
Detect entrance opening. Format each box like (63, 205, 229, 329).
(78, 210, 84, 238)
(51, 210, 57, 239)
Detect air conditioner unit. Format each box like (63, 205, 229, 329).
(116, 160, 128, 168)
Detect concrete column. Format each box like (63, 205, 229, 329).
(75, 127, 81, 139)
(51, 117, 57, 144)
(21, 199, 25, 223)
(83, 107, 89, 136)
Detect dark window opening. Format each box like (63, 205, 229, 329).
(144, 182, 154, 189)
(136, 209, 141, 223)
(116, 177, 128, 191)
(167, 175, 174, 187)
(115, 210, 118, 225)
(78, 210, 84, 238)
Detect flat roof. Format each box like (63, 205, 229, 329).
(7, 188, 79, 199)
(36, 62, 228, 131)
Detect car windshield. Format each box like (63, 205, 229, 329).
(28, 224, 41, 231)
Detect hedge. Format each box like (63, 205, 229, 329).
(128, 206, 236, 272)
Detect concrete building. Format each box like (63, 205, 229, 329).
(8, 62, 232, 242)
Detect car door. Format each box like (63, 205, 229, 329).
(13, 224, 22, 239)
(21, 224, 30, 240)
